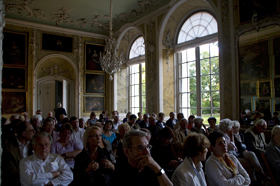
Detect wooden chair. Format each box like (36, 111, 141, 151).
(260, 152, 278, 186)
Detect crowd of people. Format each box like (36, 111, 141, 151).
(1, 109, 280, 186)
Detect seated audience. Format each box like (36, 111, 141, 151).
(148, 116, 161, 145)
(112, 123, 130, 164)
(123, 112, 132, 123)
(86, 111, 98, 127)
(42, 117, 60, 142)
(126, 114, 140, 130)
(73, 126, 115, 186)
(240, 111, 249, 125)
(271, 112, 280, 126)
(112, 115, 122, 133)
(231, 120, 268, 184)
(139, 113, 150, 128)
(102, 120, 117, 145)
(266, 125, 280, 184)
(113, 130, 173, 186)
(136, 111, 143, 124)
(2, 121, 35, 186)
(21, 112, 29, 122)
(245, 119, 267, 155)
(207, 116, 218, 134)
(174, 118, 191, 158)
(166, 112, 178, 129)
(20, 132, 73, 186)
(111, 110, 119, 119)
(47, 111, 57, 125)
(51, 123, 82, 169)
(172, 133, 210, 186)
(55, 114, 66, 132)
(30, 114, 42, 133)
(69, 116, 85, 148)
(250, 109, 264, 122)
(173, 113, 184, 130)
(152, 127, 181, 179)
(205, 131, 250, 186)
(79, 117, 86, 129)
(156, 112, 167, 129)
(187, 115, 195, 130)
(93, 122, 116, 153)
(191, 117, 209, 136)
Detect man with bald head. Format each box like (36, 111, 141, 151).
(173, 118, 191, 158)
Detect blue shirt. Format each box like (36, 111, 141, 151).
(102, 133, 116, 146)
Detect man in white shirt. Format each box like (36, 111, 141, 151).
(69, 116, 85, 148)
(112, 115, 122, 133)
(2, 121, 35, 186)
(20, 132, 73, 186)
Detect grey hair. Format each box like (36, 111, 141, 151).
(254, 119, 266, 126)
(123, 130, 147, 148)
(32, 114, 42, 122)
(271, 125, 280, 139)
(31, 132, 53, 145)
(193, 117, 203, 124)
(232, 120, 240, 128)
(114, 115, 119, 119)
(219, 118, 233, 132)
(143, 113, 150, 117)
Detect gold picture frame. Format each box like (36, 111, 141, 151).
(84, 42, 104, 72)
(41, 32, 73, 53)
(274, 99, 280, 112)
(258, 80, 272, 98)
(254, 99, 271, 113)
(84, 72, 105, 94)
(84, 96, 104, 113)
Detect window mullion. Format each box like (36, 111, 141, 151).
(139, 64, 142, 113)
(196, 47, 201, 116)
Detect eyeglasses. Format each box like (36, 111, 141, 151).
(128, 144, 152, 151)
(89, 134, 102, 138)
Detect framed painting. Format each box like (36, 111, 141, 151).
(255, 99, 271, 113)
(240, 81, 257, 96)
(238, 0, 279, 24)
(85, 42, 104, 71)
(84, 96, 104, 112)
(239, 40, 270, 81)
(85, 73, 105, 94)
(3, 30, 27, 66)
(274, 78, 280, 97)
(274, 99, 280, 112)
(42, 33, 73, 52)
(1, 92, 27, 113)
(258, 80, 271, 98)
(273, 36, 280, 76)
(240, 97, 252, 112)
(2, 67, 26, 90)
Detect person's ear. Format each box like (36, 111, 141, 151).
(123, 147, 130, 158)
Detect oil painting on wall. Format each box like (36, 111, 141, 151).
(84, 96, 104, 112)
(1, 92, 26, 113)
(241, 97, 252, 112)
(255, 99, 271, 113)
(2, 67, 26, 90)
(258, 81, 271, 98)
(85, 73, 105, 94)
(42, 33, 73, 52)
(240, 81, 257, 96)
(85, 43, 104, 71)
(273, 36, 280, 76)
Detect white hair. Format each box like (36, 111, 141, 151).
(32, 114, 42, 122)
(271, 125, 280, 139)
(254, 119, 266, 126)
(219, 118, 233, 132)
(232, 120, 240, 128)
(193, 117, 203, 124)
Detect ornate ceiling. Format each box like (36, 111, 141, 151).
(4, 0, 171, 35)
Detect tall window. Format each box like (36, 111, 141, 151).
(177, 12, 220, 122)
(129, 37, 146, 114)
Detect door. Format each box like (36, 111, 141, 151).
(39, 80, 56, 118)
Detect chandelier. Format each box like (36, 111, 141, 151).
(100, 0, 123, 81)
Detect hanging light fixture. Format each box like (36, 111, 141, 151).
(100, 0, 123, 81)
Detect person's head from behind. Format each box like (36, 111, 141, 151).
(123, 130, 151, 168)
(193, 117, 204, 129)
(60, 114, 66, 122)
(273, 112, 279, 118)
(179, 118, 188, 130)
(10, 114, 19, 123)
(271, 125, 280, 145)
(140, 128, 151, 142)
(32, 132, 52, 161)
(118, 123, 130, 138)
(208, 117, 217, 128)
(209, 131, 227, 157)
(93, 122, 103, 133)
(183, 133, 210, 161)
(70, 116, 79, 131)
(36, 110, 42, 116)
(254, 119, 267, 134)
(241, 111, 246, 118)
(159, 127, 174, 146)
(62, 117, 69, 124)
(16, 121, 35, 141)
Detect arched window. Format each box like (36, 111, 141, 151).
(128, 36, 146, 114)
(176, 12, 220, 122)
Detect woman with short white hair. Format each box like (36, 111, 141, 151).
(191, 117, 209, 136)
(219, 118, 236, 154)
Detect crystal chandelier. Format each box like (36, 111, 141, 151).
(100, 0, 123, 81)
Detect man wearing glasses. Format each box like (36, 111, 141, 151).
(2, 121, 35, 186)
(113, 130, 173, 186)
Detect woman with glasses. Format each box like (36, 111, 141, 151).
(51, 123, 82, 169)
(73, 126, 116, 186)
(205, 131, 250, 186)
(172, 133, 209, 186)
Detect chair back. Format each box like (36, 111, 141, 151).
(260, 152, 278, 186)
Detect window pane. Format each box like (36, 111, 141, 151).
(190, 92, 197, 107)
(187, 48, 196, 61)
(190, 108, 197, 116)
(129, 37, 145, 59)
(142, 63, 145, 71)
(135, 85, 139, 96)
(182, 109, 189, 118)
(131, 97, 135, 107)
(201, 59, 210, 75)
(142, 107, 146, 114)
(181, 78, 188, 92)
(212, 91, 220, 107)
(182, 93, 188, 107)
(135, 96, 139, 107)
(202, 109, 211, 115)
(210, 42, 219, 57)
(211, 74, 219, 91)
(200, 44, 209, 59)
(142, 84, 146, 95)
(188, 62, 196, 77)
(142, 96, 146, 107)
(142, 72, 145, 83)
(213, 109, 220, 123)
(201, 76, 210, 91)
(135, 73, 139, 85)
(201, 92, 211, 107)
(189, 77, 196, 92)
(131, 85, 134, 96)
(182, 50, 187, 62)
(182, 63, 187, 78)
(211, 57, 219, 74)
(131, 74, 135, 85)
